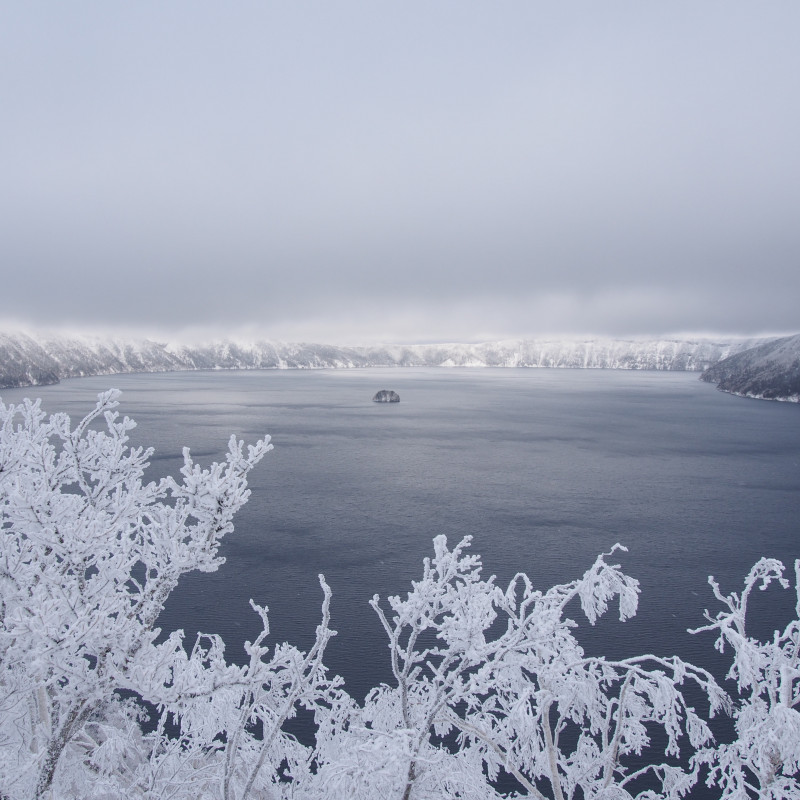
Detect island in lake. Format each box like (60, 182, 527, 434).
(373, 389, 400, 403)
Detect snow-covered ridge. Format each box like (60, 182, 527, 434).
(700, 333, 800, 402)
(0, 330, 775, 390)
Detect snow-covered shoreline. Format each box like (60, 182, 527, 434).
(699, 333, 800, 402)
(0, 330, 771, 389)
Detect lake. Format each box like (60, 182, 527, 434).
(3, 367, 799, 705)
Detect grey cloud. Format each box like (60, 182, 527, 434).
(1, 2, 798, 341)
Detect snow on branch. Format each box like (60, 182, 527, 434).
(690, 560, 800, 799)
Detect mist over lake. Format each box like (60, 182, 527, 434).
(4, 368, 798, 702)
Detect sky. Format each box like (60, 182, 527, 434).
(1, 2, 799, 344)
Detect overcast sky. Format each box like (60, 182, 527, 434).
(2, 2, 798, 344)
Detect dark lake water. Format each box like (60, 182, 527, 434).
(4, 368, 799, 770)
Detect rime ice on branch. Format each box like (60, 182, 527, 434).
(311, 537, 728, 800)
(690, 560, 800, 799)
(0, 391, 338, 800)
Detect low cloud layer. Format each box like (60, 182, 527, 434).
(2, 3, 798, 343)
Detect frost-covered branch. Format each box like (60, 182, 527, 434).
(0, 392, 328, 799)
(312, 536, 725, 800)
(691, 559, 800, 799)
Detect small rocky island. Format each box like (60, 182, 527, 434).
(372, 389, 400, 403)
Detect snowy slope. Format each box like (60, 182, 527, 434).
(0, 330, 775, 390)
(700, 334, 800, 402)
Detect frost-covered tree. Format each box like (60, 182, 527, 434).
(310, 536, 728, 800)
(0, 391, 338, 800)
(691, 559, 800, 799)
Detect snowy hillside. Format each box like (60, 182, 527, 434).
(0, 330, 772, 389)
(700, 334, 800, 402)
